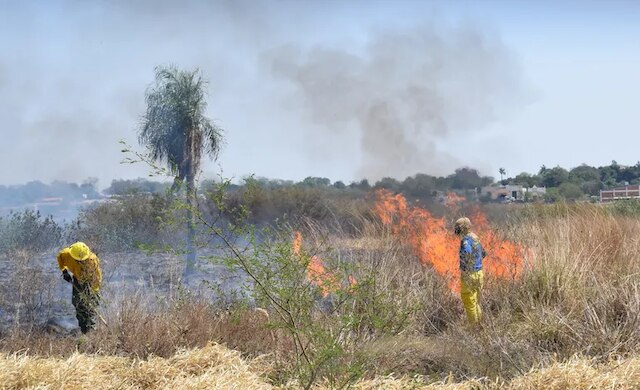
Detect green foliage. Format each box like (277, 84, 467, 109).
(557, 182, 584, 200)
(543, 187, 562, 202)
(141, 174, 423, 387)
(138, 65, 223, 185)
(569, 164, 600, 183)
(449, 167, 493, 190)
(66, 193, 175, 253)
(301, 177, 331, 187)
(541, 166, 569, 188)
(581, 180, 603, 196)
(104, 178, 171, 195)
(374, 177, 401, 192)
(214, 178, 374, 232)
(512, 172, 539, 187)
(499, 167, 506, 182)
(401, 173, 436, 197)
(349, 179, 371, 191)
(137, 65, 225, 277)
(203, 215, 416, 386)
(605, 199, 640, 216)
(0, 210, 62, 254)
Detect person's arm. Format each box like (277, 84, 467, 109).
(57, 251, 72, 283)
(92, 256, 102, 291)
(57, 251, 66, 272)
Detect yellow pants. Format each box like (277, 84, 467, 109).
(460, 270, 484, 324)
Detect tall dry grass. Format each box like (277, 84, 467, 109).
(2, 203, 640, 387)
(300, 203, 640, 380)
(0, 296, 279, 360)
(0, 343, 273, 390)
(2, 344, 639, 389)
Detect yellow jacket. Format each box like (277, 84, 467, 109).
(57, 248, 102, 291)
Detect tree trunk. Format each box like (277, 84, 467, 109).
(184, 169, 197, 281)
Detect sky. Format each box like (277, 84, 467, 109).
(0, 0, 639, 189)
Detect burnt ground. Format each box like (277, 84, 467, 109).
(0, 250, 248, 333)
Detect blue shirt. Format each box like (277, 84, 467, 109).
(459, 234, 486, 272)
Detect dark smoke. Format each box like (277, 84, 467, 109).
(268, 25, 525, 180)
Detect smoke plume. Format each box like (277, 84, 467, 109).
(268, 25, 524, 180)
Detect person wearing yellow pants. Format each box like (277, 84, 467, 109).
(455, 218, 486, 324)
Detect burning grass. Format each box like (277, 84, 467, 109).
(2, 201, 640, 387)
(292, 231, 356, 297)
(374, 189, 527, 291)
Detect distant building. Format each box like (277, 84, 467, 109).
(481, 185, 546, 202)
(38, 197, 63, 205)
(527, 186, 547, 198)
(600, 185, 640, 202)
(481, 185, 524, 201)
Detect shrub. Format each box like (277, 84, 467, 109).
(0, 210, 62, 255)
(210, 180, 375, 234)
(0, 251, 57, 327)
(65, 193, 176, 253)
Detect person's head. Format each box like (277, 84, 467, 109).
(454, 217, 472, 236)
(68, 242, 91, 261)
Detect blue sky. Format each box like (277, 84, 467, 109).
(0, 0, 638, 187)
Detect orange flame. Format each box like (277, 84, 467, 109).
(375, 190, 526, 292)
(293, 231, 356, 297)
(444, 192, 466, 210)
(445, 192, 466, 205)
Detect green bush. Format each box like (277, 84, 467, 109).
(66, 193, 176, 253)
(605, 199, 640, 216)
(0, 210, 62, 255)
(211, 179, 374, 234)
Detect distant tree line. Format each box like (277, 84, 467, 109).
(0, 178, 100, 207)
(502, 161, 640, 200)
(104, 179, 171, 195)
(197, 167, 493, 200)
(3, 161, 639, 207)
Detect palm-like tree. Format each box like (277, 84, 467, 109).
(499, 167, 506, 182)
(138, 66, 223, 278)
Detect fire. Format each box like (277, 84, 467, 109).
(445, 192, 466, 205)
(374, 190, 526, 292)
(293, 231, 356, 297)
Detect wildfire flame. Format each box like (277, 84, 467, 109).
(444, 192, 466, 207)
(375, 190, 526, 292)
(293, 231, 356, 297)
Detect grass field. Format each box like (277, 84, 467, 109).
(1, 200, 640, 388)
(1, 344, 639, 389)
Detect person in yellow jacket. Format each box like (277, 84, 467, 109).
(454, 217, 486, 324)
(57, 242, 102, 334)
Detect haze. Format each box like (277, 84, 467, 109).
(1, 0, 639, 189)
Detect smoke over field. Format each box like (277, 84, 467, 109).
(2, 1, 639, 388)
(268, 25, 525, 179)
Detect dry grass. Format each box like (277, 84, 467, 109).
(0, 343, 273, 390)
(3, 203, 640, 387)
(503, 356, 640, 390)
(0, 300, 280, 361)
(354, 355, 640, 389)
(1, 345, 639, 389)
(268, 207, 640, 383)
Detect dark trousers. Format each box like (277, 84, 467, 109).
(72, 278, 100, 334)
